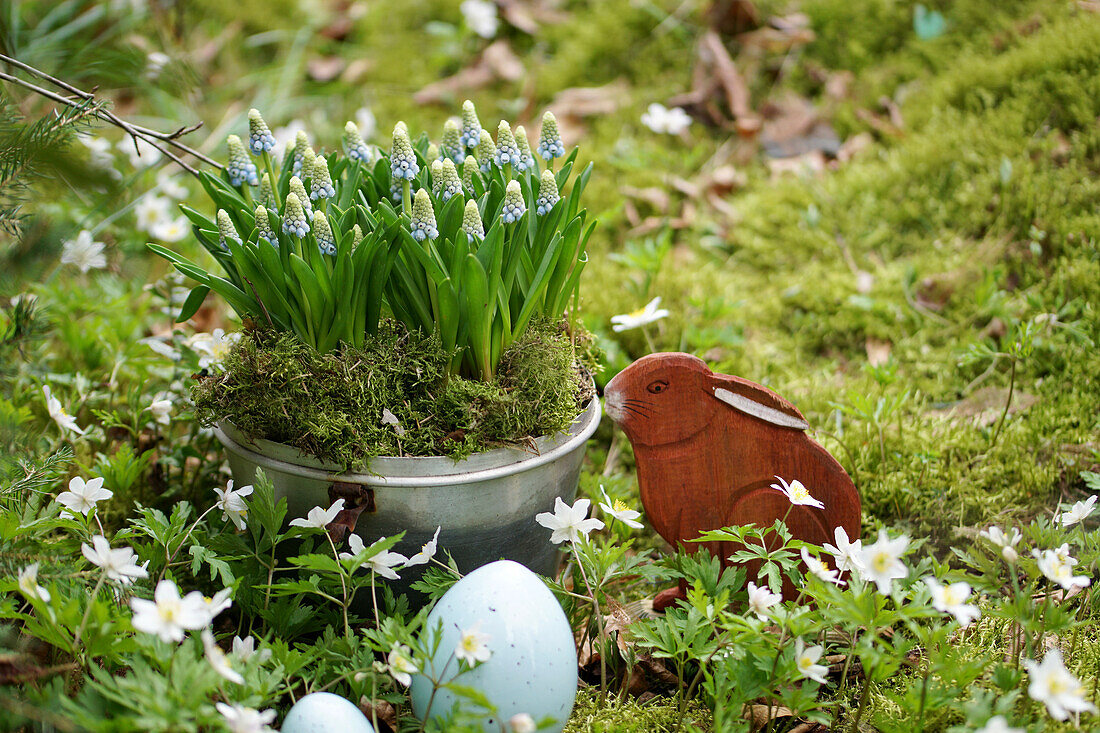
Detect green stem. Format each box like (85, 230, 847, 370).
(402, 180, 412, 217)
(989, 357, 1016, 449)
(572, 541, 606, 706)
(326, 533, 351, 639)
(73, 570, 107, 651)
(261, 151, 279, 207)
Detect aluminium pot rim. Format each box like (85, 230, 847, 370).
(212, 395, 601, 489)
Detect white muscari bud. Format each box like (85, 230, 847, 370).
(501, 180, 526, 223)
(292, 131, 312, 176)
(226, 135, 259, 187)
(390, 123, 419, 181)
(461, 199, 484, 242)
(433, 159, 462, 202)
(477, 130, 494, 173)
(441, 119, 465, 164)
(247, 109, 276, 155)
(282, 193, 309, 237)
(494, 121, 520, 168)
(535, 169, 560, 215)
(460, 100, 482, 149)
(258, 172, 277, 209)
(217, 209, 240, 250)
(343, 121, 371, 162)
(463, 156, 480, 190)
(351, 223, 364, 249)
(538, 111, 565, 161)
(255, 206, 276, 245)
(514, 125, 534, 173)
(427, 143, 440, 163)
(313, 210, 336, 255)
(310, 156, 335, 200)
(410, 189, 438, 242)
(289, 177, 312, 217)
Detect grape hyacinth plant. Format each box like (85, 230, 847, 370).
(149, 102, 594, 380)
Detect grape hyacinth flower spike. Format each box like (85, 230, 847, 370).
(282, 193, 310, 237)
(494, 120, 520, 170)
(226, 135, 258, 187)
(310, 156, 335, 202)
(462, 155, 480, 190)
(440, 119, 465, 163)
(460, 99, 482, 149)
(477, 130, 494, 173)
(343, 121, 372, 162)
(433, 159, 462, 202)
(514, 125, 534, 173)
(217, 210, 240, 250)
(247, 109, 276, 155)
(538, 111, 565, 162)
(292, 130, 312, 176)
(258, 172, 277, 210)
(410, 189, 439, 242)
(535, 169, 560, 215)
(254, 206, 276, 245)
(312, 210, 336, 255)
(461, 199, 484, 242)
(501, 180, 526, 223)
(390, 123, 419, 181)
(427, 143, 440, 164)
(289, 177, 312, 218)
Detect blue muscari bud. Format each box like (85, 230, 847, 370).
(460, 100, 482, 149)
(514, 125, 534, 173)
(310, 155, 336, 200)
(537, 111, 565, 161)
(410, 189, 438, 242)
(289, 177, 312, 218)
(313, 210, 336, 255)
(535, 169, 560, 215)
(494, 121, 520, 168)
(476, 130, 494, 173)
(258, 172, 277, 209)
(282, 193, 309, 237)
(440, 119, 465, 164)
(433, 159, 462, 202)
(501, 180, 526, 223)
(227, 134, 259, 186)
(463, 155, 480, 190)
(247, 109, 276, 155)
(217, 209, 240, 250)
(461, 199, 484, 242)
(390, 123, 419, 181)
(255, 205, 276, 245)
(292, 131, 312, 176)
(390, 182, 403, 203)
(343, 121, 372, 162)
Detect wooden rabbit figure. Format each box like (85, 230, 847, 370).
(603, 353, 861, 609)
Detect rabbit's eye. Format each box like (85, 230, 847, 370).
(647, 380, 669, 394)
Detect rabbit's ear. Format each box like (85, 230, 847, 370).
(708, 373, 810, 431)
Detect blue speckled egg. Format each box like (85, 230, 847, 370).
(281, 692, 375, 733)
(410, 560, 578, 732)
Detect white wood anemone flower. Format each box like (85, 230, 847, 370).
(215, 702, 276, 733)
(924, 577, 980, 627)
(745, 581, 781, 620)
(509, 714, 536, 733)
(771, 476, 825, 509)
(43, 385, 85, 436)
(289, 498, 345, 530)
(232, 635, 272, 664)
(599, 487, 644, 529)
(60, 230, 107, 273)
(384, 643, 418, 686)
(1024, 648, 1099, 721)
(461, 0, 499, 38)
(974, 716, 1024, 733)
(641, 103, 693, 135)
(535, 497, 605, 544)
(148, 397, 173, 426)
(81, 535, 148, 585)
(214, 481, 253, 531)
(979, 525, 1022, 563)
(203, 629, 244, 684)
(405, 526, 441, 567)
(57, 476, 113, 516)
(340, 534, 408, 580)
(130, 579, 210, 643)
(857, 530, 910, 595)
(800, 547, 844, 586)
(822, 526, 865, 577)
(1058, 495, 1097, 527)
(610, 297, 670, 333)
(189, 328, 240, 371)
(455, 624, 492, 665)
(18, 564, 50, 603)
(1032, 547, 1091, 591)
(794, 638, 829, 684)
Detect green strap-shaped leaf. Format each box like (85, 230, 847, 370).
(176, 285, 210, 323)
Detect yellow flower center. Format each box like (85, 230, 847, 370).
(613, 499, 631, 513)
(872, 552, 891, 573)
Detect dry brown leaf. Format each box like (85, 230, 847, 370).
(307, 56, 346, 82)
(700, 31, 753, 120)
(621, 186, 672, 212)
(824, 71, 855, 101)
(1079, 0, 1100, 12)
(855, 106, 904, 139)
(707, 0, 761, 35)
(837, 132, 874, 163)
(546, 80, 630, 145)
(737, 13, 815, 54)
(766, 150, 827, 178)
(360, 698, 397, 732)
(743, 704, 794, 730)
(761, 93, 840, 159)
(414, 41, 524, 105)
(638, 655, 680, 687)
(340, 58, 374, 85)
(932, 387, 1039, 427)
(498, 0, 570, 33)
(865, 338, 892, 367)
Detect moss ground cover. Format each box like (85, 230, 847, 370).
(1, 0, 1098, 730)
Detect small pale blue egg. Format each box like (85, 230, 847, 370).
(410, 560, 578, 732)
(281, 692, 375, 733)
